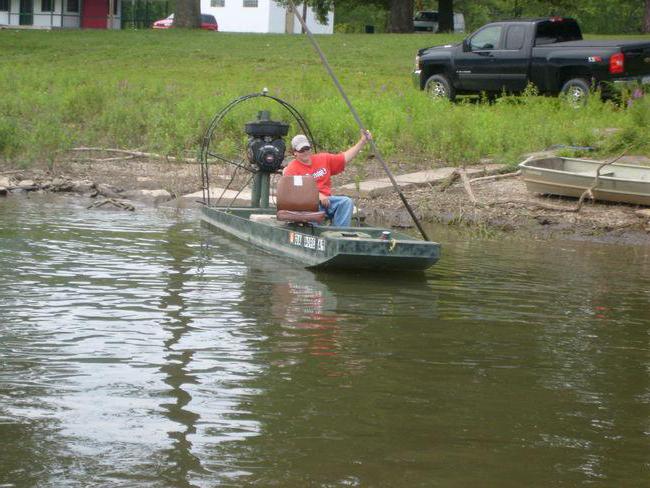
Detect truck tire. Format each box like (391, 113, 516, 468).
(560, 78, 591, 107)
(424, 74, 455, 101)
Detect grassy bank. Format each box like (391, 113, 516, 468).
(1, 29, 649, 169)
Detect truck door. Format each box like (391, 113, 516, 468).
(490, 24, 530, 93)
(454, 24, 505, 92)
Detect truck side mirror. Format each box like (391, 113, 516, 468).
(462, 39, 471, 52)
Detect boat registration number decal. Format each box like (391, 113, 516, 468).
(289, 232, 325, 252)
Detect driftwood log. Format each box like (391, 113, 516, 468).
(71, 147, 197, 164)
(469, 170, 521, 184)
(87, 198, 135, 211)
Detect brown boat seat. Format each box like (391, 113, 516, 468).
(276, 175, 326, 224)
(277, 209, 326, 223)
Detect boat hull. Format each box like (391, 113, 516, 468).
(200, 206, 441, 271)
(519, 156, 650, 206)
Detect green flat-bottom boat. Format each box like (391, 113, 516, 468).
(201, 206, 441, 271)
(198, 92, 441, 272)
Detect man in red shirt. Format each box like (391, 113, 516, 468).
(282, 131, 371, 226)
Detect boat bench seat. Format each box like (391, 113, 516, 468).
(576, 171, 615, 177)
(276, 175, 326, 224)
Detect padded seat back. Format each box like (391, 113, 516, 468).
(276, 175, 325, 224)
(276, 175, 319, 211)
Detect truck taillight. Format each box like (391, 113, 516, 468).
(609, 52, 625, 74)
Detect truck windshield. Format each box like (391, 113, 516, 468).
(535, 19, 582, 45)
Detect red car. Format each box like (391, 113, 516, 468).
(153, 14, 218, 31)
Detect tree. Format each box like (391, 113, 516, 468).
(277, 0, 335, 25)
(437, 0, 454, 32)
(174, 0, 200, 28)
(645, 0, 650, 33)
(388, 0, 414, 32)
(337, 0, 412, 32)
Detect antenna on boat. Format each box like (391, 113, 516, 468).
(288, 1, 430, 241)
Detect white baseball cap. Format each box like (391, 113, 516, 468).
(291, 134, 311, 151)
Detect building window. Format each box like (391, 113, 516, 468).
(243, 0, 257, 7)
(66, 0, 79, 12)
(211, 0, 225, 6)
(41, 0, 53, 12)
(0, 0, 8, 12)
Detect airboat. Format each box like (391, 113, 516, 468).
(198, 91, 441, 271)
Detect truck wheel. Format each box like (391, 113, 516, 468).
(424, 75, 455, 101)
(560, 78, 591, 107)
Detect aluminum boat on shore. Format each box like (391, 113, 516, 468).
(519, 156, 650, 206)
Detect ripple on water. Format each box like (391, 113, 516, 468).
(1, 194, 649, 487)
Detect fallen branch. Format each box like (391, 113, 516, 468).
(71, 147, 197, 164)
(87, 198, 135, 211)
(438, 170, 460, 192)
(0, 170, 24, 175)
(459, 168, 477, 204)
(6, 184, 40, 192)
(573, 150, 627, 212)
(469, 170, 521, 184)
(485, 199, 577, 212)
(72, 155, 136, 163)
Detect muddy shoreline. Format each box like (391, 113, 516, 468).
(2, 158, 649, 246)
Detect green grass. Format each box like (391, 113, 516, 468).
(1, 29, 649, 168)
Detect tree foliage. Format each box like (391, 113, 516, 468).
(451, 0, 650, 33)
(152, 0, 650, 34)
(275, 0, 336, 24)
(335, 0, 650, 34)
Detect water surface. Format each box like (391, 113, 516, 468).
(1, 194, 649, 487)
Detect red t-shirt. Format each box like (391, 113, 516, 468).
(282, 153, 346, 196)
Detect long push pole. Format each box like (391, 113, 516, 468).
(287, 1, 430, 241)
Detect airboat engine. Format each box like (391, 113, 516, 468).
(245, 111, 289, 172)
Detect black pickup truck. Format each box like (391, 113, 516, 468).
(413, 17, 650, 104)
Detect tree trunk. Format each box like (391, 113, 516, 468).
(645, 0, 650, 33)
(174, 0, 200, 28)
(388, 0, 413, 33)
(302, 2, 308, 34)
(437, 0, 453, 32)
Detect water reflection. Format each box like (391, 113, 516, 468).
(199, 232, 440, 485)
(158, 223, 204, 486)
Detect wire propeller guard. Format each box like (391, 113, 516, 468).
(199, 89, 316, 208)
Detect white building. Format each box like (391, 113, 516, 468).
(202, 0, 334, 34)
(0, 0, 121, 29)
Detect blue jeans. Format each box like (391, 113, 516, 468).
(320, 195, 353, 227)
